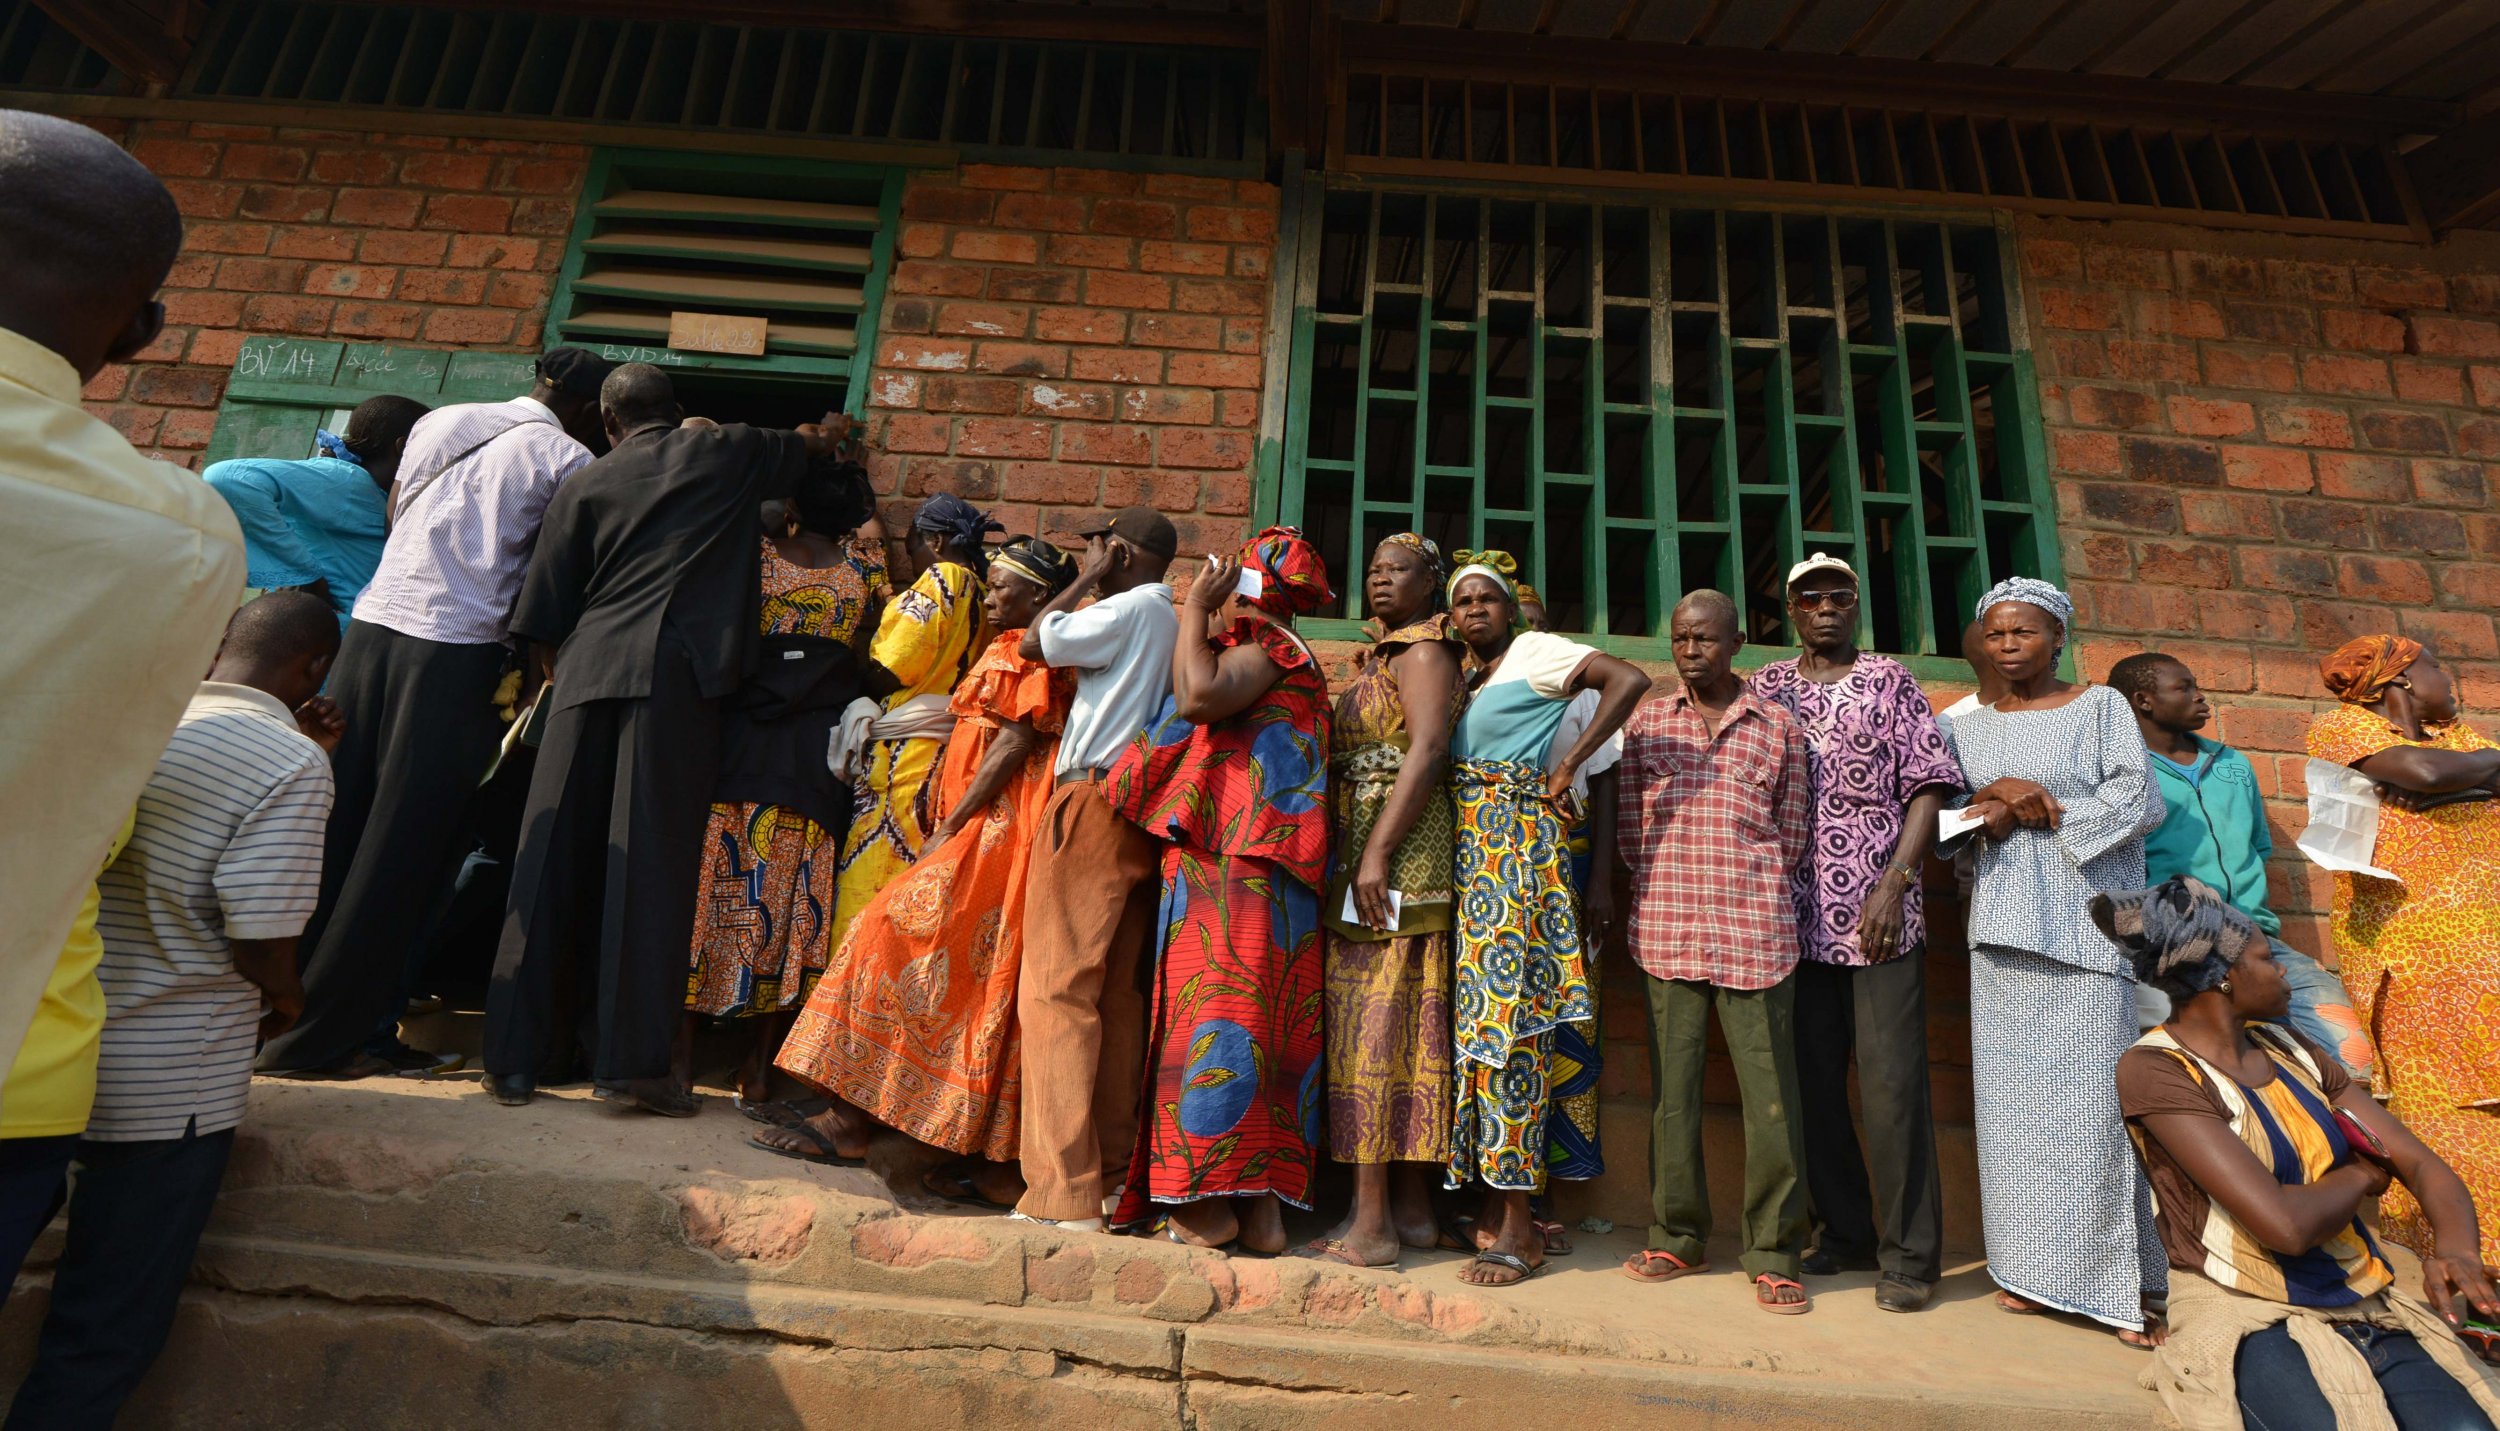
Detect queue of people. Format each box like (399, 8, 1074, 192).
(7, 104, 2500, 1430)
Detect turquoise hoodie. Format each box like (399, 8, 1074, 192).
(2143, 737, 2279, 935)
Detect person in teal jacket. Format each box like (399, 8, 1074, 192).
(2110, 651, 2376, 1079)
(201, 394, 429, 630)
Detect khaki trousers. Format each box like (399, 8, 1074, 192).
(1014, 779, 1161, 1221)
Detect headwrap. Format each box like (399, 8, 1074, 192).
(912, 493, 1005, 571)
(2089, 876, 2257, 1005)
(1377, 531, 1445, 579)
(2320, 634, 2424, 707)
(1515, 580, 1544, 608)
(1446, 548, 1520, 606)
(314, 430, 363, 466)
(992, 535, 1077, 598)
(1975, 576, 2073, 640)
(1240, 525, 1336, 617)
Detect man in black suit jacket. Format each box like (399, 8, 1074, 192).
(483, 363, 853, 1114)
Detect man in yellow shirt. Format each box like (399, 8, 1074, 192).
(0, 109, 246, 1121)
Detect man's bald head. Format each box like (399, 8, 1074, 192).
(0, 110, 183, 380)
(599, 362, 680, 436)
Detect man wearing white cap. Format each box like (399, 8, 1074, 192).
(1746, 553, 1964, 1313)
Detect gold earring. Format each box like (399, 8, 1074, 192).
(2219, 978, 2233, 994)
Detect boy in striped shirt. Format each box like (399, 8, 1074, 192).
(6, 591, 339, 1428)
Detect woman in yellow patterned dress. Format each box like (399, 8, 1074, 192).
(682, 491, 884, 1106)
(2307, 633, 2500, 1265)
(829, 494, 996, 952)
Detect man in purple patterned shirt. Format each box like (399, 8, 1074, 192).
(1748, 553, 1963, 1314)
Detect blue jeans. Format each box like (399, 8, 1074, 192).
(2235, 1322, 2496, 1431)
(2134, 939, 2372, 1083)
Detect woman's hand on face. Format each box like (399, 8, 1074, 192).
(1350, 848, 1395, 931)
(2422, 1252, 2500, 1348)
(1191, 555, 1242, 612)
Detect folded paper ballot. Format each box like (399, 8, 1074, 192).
(1340, 886, 1403, 932)
(1208, 553, 1263, 601)
(1938, 805, 1988, 844)
(2298, 758, 2401, 885)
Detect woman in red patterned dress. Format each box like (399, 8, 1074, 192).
(1107, 527, 1334, 1254)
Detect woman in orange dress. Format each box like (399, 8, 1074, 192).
(757, 538, 1077, 1203)
(2306, 634, 2500, 1265)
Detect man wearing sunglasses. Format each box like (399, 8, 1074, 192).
(1747, 553, 1965, 1313)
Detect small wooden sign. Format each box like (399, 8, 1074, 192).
(667, 311, 769, 357)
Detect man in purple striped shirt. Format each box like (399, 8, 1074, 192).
(258, 348, 610, 1081)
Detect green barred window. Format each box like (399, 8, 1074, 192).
(1275, 187, 2061, 663)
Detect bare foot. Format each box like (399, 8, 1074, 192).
(801, 1107, 872, 1160)
(1236, 1194, 1288, 1256)
(1167, 1199, 1239, 1249)
(1458, 1221, 1543, 1286)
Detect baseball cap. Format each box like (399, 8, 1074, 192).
(534, 346, 613, 399)
(1076, 505, 1179, 562)
(1785, 551, 1857, 590)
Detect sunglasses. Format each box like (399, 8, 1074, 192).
(1790, 588, 1860, 611)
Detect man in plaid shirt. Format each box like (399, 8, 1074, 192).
(1613, 590, 1817, 1313)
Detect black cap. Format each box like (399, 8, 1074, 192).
(533, 346, 612, 399)
(1076, 505, 1179, 562)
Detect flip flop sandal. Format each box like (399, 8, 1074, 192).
(1156, 1219, 1236, 1255)
(1436, 1216, 1482, 1253)
(1295, 1237, 1399, 1270)
(746, 1121, 863, 1167)
(1466, 1249, 1542, 1286)
(1755, 1272, 1813, 1315)
(736, 1095, 830, 1128)
(1621, 1249, 1709, 1284)
(1532, 1218, 1574, 1256)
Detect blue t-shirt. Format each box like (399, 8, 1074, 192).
(201, 456, 388, 627)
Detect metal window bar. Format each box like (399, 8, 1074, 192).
(1337, 74, 2416, 241)
(1280, 188, 2059, 663)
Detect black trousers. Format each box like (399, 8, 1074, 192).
(0, 1135, 75, 1300)
(3, 1124, 235, 1431)
(259, 621, 507, 1072)
(1792, 954, 1944, 1283)
(484, 640, 720, 1084)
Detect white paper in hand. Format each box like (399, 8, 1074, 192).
(1937, 806, 1988, 844)
(1207, 554, 1266, 602)
(1340, 886, 1403, 932)
(2298, 758, 2400, 885)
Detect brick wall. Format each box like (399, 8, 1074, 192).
(79, 117, 583, 466)
(860, 163, 1279, 560)
(2023, 216, 2500, 960)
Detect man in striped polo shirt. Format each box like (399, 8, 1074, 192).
(5, 592, 339, 1429)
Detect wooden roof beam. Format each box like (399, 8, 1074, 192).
(316, 0, 1266, 52)
(2405, 110, 2500, 231)
(31, 0, 194, 86)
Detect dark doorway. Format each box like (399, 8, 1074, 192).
(664, 370, 850, 430)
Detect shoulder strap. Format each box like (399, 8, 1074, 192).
(389, 412, 538, 523)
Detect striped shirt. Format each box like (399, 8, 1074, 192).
(352, 396, 592, 646)
(91, 683, 333, 1141)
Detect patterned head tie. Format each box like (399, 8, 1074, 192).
(1515, 581, 1544, 608)
(1242, 525, 1337, 617)
(1446, 548, 1520, 606)
(2320, 634, 2425, 707)
(2089, 876, 2256, 1004)
(1975, 576, 2074, 639)
(912, 493, 1006, 572)
(1375, 531, 1446, 582)
(991, 535, 1077, 598)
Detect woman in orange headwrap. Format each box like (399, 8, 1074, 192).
(2307, 634, 2500, 1264)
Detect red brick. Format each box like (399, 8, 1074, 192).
(2132, 541, 2230, 588)
(2264, 259, 2351, 303)
(129, 366, 225, 408)
(334, 303, 429, 339)
(960, 163, 1050, 191)
(332, 189, 424, 227)
(2052, 430, 2122, 476)
(2067, 532, 2133, 579)
(2077, 581, 2198, 635)
(1203, 470, 1252, 514)
(897, 223, 945, 260)
(950, 231, 1041, 264)
(220, 144, 308, 182)
(892, 261, 986, 298)
(2166, 397, 2252, 437)
(1185, 205, 1276, 244)
(866, 372, 921, 410)
(1045, 234, 1136, 270)
(270, 228, 357, 261)
(1218, 390, 1259, 428)
(162, 180, 243, 219)
(303, 264, 396, 299)
(2023, 239, 2082, 280)
(1166, 353, 1263, 389)
(400, 153, 493, 190)
(1034, 307, 1127, 345)
(185, 122, 273, 140)
(2250, 653, 2326, 701)
(1084, 272, 1173, 310)
(1102, 469, 1201, 510)
(2411, 314, 2500, 359)
(447, 235, 541, 270)
(397, 269, 490, 305)
(308, 149, 395, 185)
(1140, 173, 1232, 201)
(215, 257, 309, 294)
(2197, 590, 2295, 642)
(1222, 319, 1264, 355)
(2392, 359, 2465, 406)
(353, 232, 450, 271)
(2322, 308, 2405, 354)
(162, 290, 246, 327)
(100, 407, 161, 447)
(902, 185, 995, 225)
(126, 326, 185, 364)
(1001, 463, 1106, 504)
(957, 418, 1053, 459)
(880, 413, 951, 453)
(487, 272, 551, 309)
(2120, 436, 2221, 486)
(185, 222, 272, 255)
(2375, 506, 2469, 556)
(2456, 276, 2500, 316)
(1019, 382, 1115, 421)
(2259, 403, 2353, 449)
(2129, 293, 2225, 339)
(2224, 302, 2318, 346)
(996, 194, 1089, 233)
(922, 376, 1021, 414)
(2075, 482, 2179, 533)
(885, 299, 933, 335)
(2464, 418, 2500, 460)
(81, 367, 128, 402)
(1120, 388, 1215, 425)
(510, 198, 573, 236)
(1070, 349, 1165, 384)
(880, 337, 976, 373)
(934, 303, 1031, 339)
(1090, 199, 1180, 239)
(2039, 335, 2106, 380)
(130, 138, 221, 177)
(2176, 251, 2263, 295)
(2066, 385, 2162, 430)
(2038, 287, 2121, 331)
(2412, 458, 2488, 507)
(988, 270, 1076, 304)
(2336, 554, 2434, 605)
(2442, 562, 2500, 607)
(2084, 244, 2170, 289)
(2204, 346, 2298, 392)
(1153, 429, 1249, 470)
(1173, 278, 1267, 317)
(495, 159, 581, 194)
(902, 457, 1000, 501)
(2355, 410, 2451, 454)
(2400, 609, 2500, 661)
(421, 194, 514, 232)
(2299, 354, 2390, 399)
(157, 409, 217, 450)
(1141, 241, 1230, 277)
(2238, 547, 2337, 595)
(2279, 499, 2370, 550)
(2221, 445, 2313, 492)
(1054, 168, 1142, 196)
(2357, 267, 2446, 309)
(2313, 452, 2409, 503)
(238, 294, 332, 334)
(1059, 425, 1154, 466)
(163, 255, 218, 289)
(973, 343, 1068, 379)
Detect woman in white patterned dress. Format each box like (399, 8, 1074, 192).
(1944, 576, 2168, 1347)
